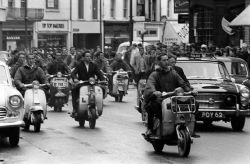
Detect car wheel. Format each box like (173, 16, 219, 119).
(231, 116, 245, 131)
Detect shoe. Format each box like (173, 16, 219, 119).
(191, 133, 200, 138)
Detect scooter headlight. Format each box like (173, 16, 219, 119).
(9, 95, 22, 108)
(32, 81, 40, 89)
(57, 72, 62, 77)
(89, 78, 96, 85)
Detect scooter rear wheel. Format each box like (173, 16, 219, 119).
(178, 129, 191, 157)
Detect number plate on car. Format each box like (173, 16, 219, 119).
(201, 112, 224, 118)
(52, 78, 68, 88)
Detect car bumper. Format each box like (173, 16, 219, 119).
(0, 120, 25, 128)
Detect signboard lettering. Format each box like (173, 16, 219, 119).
(174, 0, 189, 13)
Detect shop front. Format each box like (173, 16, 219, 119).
(2, 21, 33, 51)
(35, 21, 69, 50)
(104, 21, 129, 51)
(72, 21, 101, 50)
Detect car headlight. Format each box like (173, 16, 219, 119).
(240, 87, 250, 106)
(9, 95, 22, 108)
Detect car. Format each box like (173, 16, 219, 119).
(216, 57, 249, 84)
(0, 61, 25, 146)
(0, 51, 11, 64)
(176, 55, 250, 131)
(116, 41, 151, 54)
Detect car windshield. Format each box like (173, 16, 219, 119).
(224, 61, 248, 76)
(0, 66, 9, 84)
(176, 61, 231, 80)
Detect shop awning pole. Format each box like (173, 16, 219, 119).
(129, 0, 133, 46)
(0, 22, 2, 50)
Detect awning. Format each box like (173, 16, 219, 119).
(230, 5, 250, 26)
(190, 0, 215, 9)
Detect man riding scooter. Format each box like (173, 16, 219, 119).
(71, 51, 104, 117)
(46, 52, 71, 111)
(143, 53, 197, 138)
(14, 53, 48, 96)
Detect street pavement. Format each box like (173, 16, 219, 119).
(1, 86, 250, 164)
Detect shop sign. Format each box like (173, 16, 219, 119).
(37, 21, 68, 32)
(174, 0, 189, 13)
(6, 36, 20, 40)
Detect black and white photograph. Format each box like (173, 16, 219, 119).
(1, 0, 250, 163)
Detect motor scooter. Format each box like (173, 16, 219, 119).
(71, 77, 107, 129)
(48, 72, 70, 112)
(23, 81, 48, 132)
(135, 78, 147, 122)
(110, 69, 129, 102)
(142, 90, 197, 157)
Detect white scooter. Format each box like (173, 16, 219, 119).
(110, 69, 129, 102)
(72, 77, 107, 129)
(143, 89, 197, 157)
(23, 81, 48, 132)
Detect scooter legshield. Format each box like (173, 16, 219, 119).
(24, 89, 47, 118)
(79, 85, 103, 117)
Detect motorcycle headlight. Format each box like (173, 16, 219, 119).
(89, 78, 96, 85)
(57, 72, 62, 77)
(9, 95, 22, 108)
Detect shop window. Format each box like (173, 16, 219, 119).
(92, 0, 98, 19)
(8, 0, 14, 8)
(111, 0, 115, 18)
(123, 0, 128, 18)
(78, 0, 84, 19)
(137, 0, 145, 16)
(46, 0, 59, 9)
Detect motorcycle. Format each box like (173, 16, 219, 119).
(71, 77, 107, 129)
(135, 78, 147, 122)
(23, 81, 48, 132)
(142, 90, 197, 157)
(48, 72, 70, 112)
(110, 69, 129, 102)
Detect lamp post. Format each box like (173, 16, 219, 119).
(24, 0, 28, 51)
(129, 0, 133, 46)
(161, 15, 167, 43)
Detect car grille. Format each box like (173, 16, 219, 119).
(197, 93, 237, 109)
(0, 107, 7, 119)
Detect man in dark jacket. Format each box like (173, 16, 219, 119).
(47, 52, 70, 75)
(14, 53, 47, 96)
(143, 54, 192, 137)
(71, 51, 104, 117)
(168, 54, 190, 86)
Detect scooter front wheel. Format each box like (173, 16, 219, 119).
(33, 113, 42, 132)
(79, 120, 85, 127)
(152, 141, 164, 153)
(178, 129, 191, 157)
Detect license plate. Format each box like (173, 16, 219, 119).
(201, 112, 224, 118)
(52, 78, 68, 88)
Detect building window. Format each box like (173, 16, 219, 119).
(8, 0, 14, 7)
(78, 0, 84, 19)
(111, 0, 115, 18)
(137, 0, 145, 16)
(195, 7, 214, 45)
(92, 0, 98, 19)
(123, 0, 128, 18)
(152, 0, 157, 21)
(46, 0, 59, 9)
(21, 0, 25, 8)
